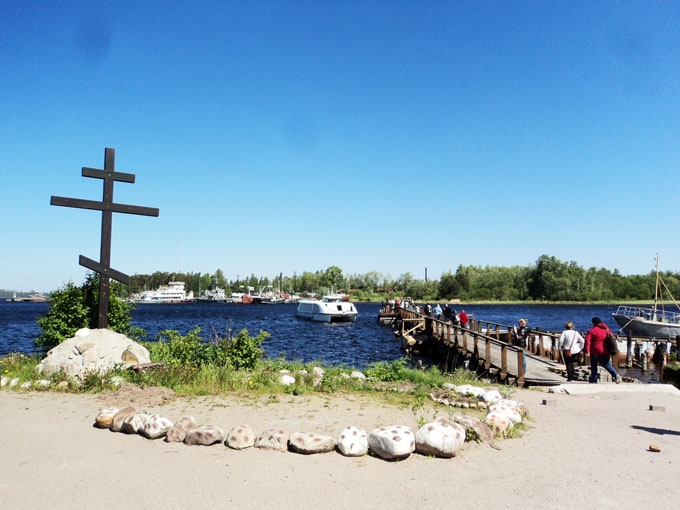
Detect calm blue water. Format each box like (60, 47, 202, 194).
(0, 301, 623, 366)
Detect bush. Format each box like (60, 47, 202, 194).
(364, 357, 409, 381)
(144, 327, 267, 370)
(223, 329, 268, 370)
(35, 273, 136, 352)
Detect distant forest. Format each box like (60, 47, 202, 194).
(122, 255, 680, 303)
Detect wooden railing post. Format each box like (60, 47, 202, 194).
(484, 339, 492, 371)
(517, 349, 526, 386)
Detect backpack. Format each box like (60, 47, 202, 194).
(604, 332, 619, 355)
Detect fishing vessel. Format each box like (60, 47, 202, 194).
(612, 255, 680, 339)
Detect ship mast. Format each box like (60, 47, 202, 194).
(653, 253, 660, 319)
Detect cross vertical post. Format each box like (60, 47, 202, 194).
(98, 148, 115, 328)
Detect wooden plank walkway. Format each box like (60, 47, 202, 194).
(391, 308, 567, 387)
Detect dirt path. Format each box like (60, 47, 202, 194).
(1, 383, 678, 509)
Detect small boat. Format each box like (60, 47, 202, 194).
(612, 255, 680, 339)
(296, 294, 358, 322)
(257, 284, 286, 304)
(132, 281, 194, 303)
(197, 287, 231, 303)
(6, 292, 49, 303)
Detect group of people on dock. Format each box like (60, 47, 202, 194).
(382, 299, 469, 328)
(426, 303, 469, 329)
(512, 316, 622, 383)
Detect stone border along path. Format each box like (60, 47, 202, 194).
(93, 384, 525, 461)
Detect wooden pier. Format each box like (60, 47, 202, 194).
(380, 305, 677, 387)
(382, 306, 678, 386)
(384, 307, 570, 387)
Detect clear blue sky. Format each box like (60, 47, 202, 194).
(2, 1, 679, 292)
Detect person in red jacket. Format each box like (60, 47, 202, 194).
(459, 310, 469, 329)
(585, 317, 621, 384)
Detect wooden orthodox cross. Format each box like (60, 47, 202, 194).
(51, 148, 159, 328)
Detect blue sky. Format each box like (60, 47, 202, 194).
(2, 1, 679, 292)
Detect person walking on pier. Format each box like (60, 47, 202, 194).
(559, 321, 585, 382)
(459, 309, 469, 329)
(585, 317, 621, 384)
(433, 303, 442, 320)
(443, 304, 452, 323)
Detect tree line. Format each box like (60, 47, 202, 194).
(122, 254, 680, 303)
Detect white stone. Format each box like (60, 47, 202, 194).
(225, 424, 255, 450)
(184, 425, 225, 446)
(121, 413, 149, 434)
(337, 426, 369, 457)
(1, 376, 10, 387)
(453, 415, 495, 444)
(350, 371, 366, 380)
(20, 381, 31, 389)
(10, 378, 19, 388)
(481, 390, 503, 403)
(415, 418, 466, 458)
(254, 429, 289, 452)
(36, 329, 151, 382)
(110, 407, 137, 433)
(489, 403, 522, 424)
(94, 406, 120, 429)
(289, 432, 336, 454)
(36, 379, 51, 388)
(368, 425, 415, 460)
(166, 417, 198, 442)
(279, 374, 296, 386)
(455, 384, 486, 397)
(139, 414, 173, 439)
(485, 411, 513, 437)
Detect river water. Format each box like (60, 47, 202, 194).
(1, 301, 632, 366)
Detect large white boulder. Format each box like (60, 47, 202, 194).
(368, 425, 415, 460)
(414, 417, 466, 458)
(36, 329, 151, 382)
(337, 426, 369, 457)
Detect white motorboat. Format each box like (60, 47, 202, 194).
(296, 294, 358, 322)
(612, 254, 680, 339)
(133, 281, 194, 303)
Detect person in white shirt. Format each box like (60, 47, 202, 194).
(559, 321, 585, 382)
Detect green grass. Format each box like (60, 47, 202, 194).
(1, 352, 487, 403)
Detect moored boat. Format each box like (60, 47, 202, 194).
(612, 255, 680, 339)
(197, 287, 231, 303)
(296, 294, 358, 322)
(132, 281, 194, 303)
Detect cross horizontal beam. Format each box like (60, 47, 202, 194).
(82, 167, 136, 183)
(51, 196, 159, 217)
(79, 255, 130, 285)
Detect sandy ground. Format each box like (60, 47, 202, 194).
(1, 382, 679, 510)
